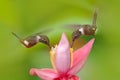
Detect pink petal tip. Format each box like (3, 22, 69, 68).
(56, 32, 71, 73)
(29, 68, 58, 80)
(68, 38, 95, 75)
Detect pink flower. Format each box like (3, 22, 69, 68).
(30, 32, 95, 80)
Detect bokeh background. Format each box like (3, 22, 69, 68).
(0, 0, 120, 80)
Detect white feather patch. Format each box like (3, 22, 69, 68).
(79, 28, 84, 35)
(36, 36, 41, 42)
(24, 40, 29, 45)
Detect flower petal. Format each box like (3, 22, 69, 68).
(68, 38, 95, 75)
(56, 32, 71, 73)
(30, 68, 58, 80)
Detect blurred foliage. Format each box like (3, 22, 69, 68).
(0, 0, 120, 80)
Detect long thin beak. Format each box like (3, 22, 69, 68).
(92, 8, 98, 28)
(12, 32, 24, 44)
(12, 32, 21, 39)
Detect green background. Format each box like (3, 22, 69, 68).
(0, 0, 120, 80)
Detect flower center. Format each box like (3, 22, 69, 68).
(54, 74, 79, 80)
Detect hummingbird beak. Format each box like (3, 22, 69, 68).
(12, 32, 25, 46)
